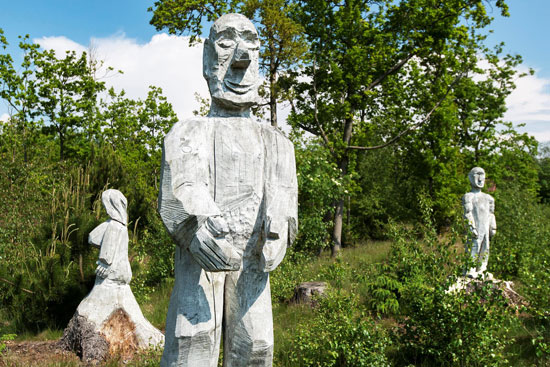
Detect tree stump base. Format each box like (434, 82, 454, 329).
(292, 281, 327, 306)
(446, 275, 527, 309)
(59, 279, 164, 362)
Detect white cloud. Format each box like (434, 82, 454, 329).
(529, 130, 550, 143)
(0, 113, 9, 122)
(25, 34, 550, 143)
(504, 68, 550, 142)
(35, 33, 209, 120)
(34, 35, 87, 55)
(505, 69, 550, 122)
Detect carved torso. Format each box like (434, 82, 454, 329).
(159, 116, 297, 260)
(462, 191, 495, 240)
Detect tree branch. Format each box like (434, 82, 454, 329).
(312, 57, 336, 157)
(349, 72, 464, 151)
(366, 52, 415, 91)
(0, 276, 34, 294)
(297, 122, 321, 136)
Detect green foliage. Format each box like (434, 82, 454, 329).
(537, 144, 550, 203)
(361, 195, 515, 366)
(490, 180, 550, 279)
(0, 166, 99, 330)
(508, 189, 550, 362)
(288, 291, 391, 367)
(285, 0, 522, 253)
(397, 281, 513, 367)
(0, 333, 16, 355)
(0, 31, 179, 331)
(33, 47, 105, 161)
(365, 195, 461, 317)
(269, 249, 308, 302)
(293, 138, 355, 253)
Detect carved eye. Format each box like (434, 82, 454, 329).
(217, 40, 235, 49)
(242, 37, 260, 51)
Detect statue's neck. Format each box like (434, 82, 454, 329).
(471, 187, 482, 194)
(208, 100, 251, 118)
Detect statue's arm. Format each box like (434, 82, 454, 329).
(489, 195, 497, 237)
(158, 121, 239, 271)
(262, 131, 298, 272)
(462, 194, 478, 238)
(95, 222, 124, 278)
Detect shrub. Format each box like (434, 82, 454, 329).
(364, 198, 460, 317)
(490, 181, 550, 279)
(397, 279, 513, 367)
(288, 291, 391, 367)
(0, 333, 16, 355)
(269, 249, 309, 303)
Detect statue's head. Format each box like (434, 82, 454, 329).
(468, 167, 485, 189)
(102, 189, 128, 225)
(203, 13, 260, 116)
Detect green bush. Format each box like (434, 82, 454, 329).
(490, 181, 550, 279)
(0, 166, 99, 331)
(292, 139, 355, 254)
(518, 221, 550, 361)
(364, 199, 460, 317)
(0, 333, 16, 354)
(288, 291, 391, 367)
(270, 249, 308, 303)
(397, 280, 513, 367)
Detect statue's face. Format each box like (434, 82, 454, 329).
(469, 168, 485, 189)
(203, 14, 260, 112)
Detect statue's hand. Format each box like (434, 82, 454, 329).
(470, 227, 479, 238)
(189, 217, 240, 272)
(205, 215, 229, 237)
(260, 217, 288, 272)
(95, 261, 110, 279)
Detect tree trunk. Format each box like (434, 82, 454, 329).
(60, 130, 65, 161)
(331, 197, 345, 257)
(269, 42, 277, 128)
(331, 116, 353, 257)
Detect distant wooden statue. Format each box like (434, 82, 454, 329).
(462, 167, 497, 278)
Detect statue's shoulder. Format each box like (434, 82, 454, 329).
(260, 124, 294, 148)
(462, 192, 474, 201)
(165, 117, 209, 140)
(484, 192, 495, 202)
(462, 191, 475, 200)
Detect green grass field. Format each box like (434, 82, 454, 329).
(1, 240, 548, 366)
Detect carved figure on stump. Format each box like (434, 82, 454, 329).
(60, 189, 164, 362)
(158, 13, 298, 367)
(462, 167, 497, 278)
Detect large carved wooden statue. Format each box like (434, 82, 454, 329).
(158, 13, 298, 367)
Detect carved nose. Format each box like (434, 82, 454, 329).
(231, 46, 251, 69)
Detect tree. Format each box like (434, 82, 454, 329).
(34, 48, 105, 161)
(287, 0, 514, 256)
(0, 32, 41, 163)
(148, 0, 306, 127)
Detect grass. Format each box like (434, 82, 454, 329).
(139, 278, 173, 331)
(2, 239, 548, 366)
(14, 329, 63, 342)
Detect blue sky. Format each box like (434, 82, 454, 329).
(2, 0, 156, 46)
(486, 0, 550, 78)
(1, 0, 549, 140)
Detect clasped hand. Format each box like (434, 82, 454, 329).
(189, 216, 240, 272)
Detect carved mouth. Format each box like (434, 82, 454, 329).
(224, 80, 253, 95)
